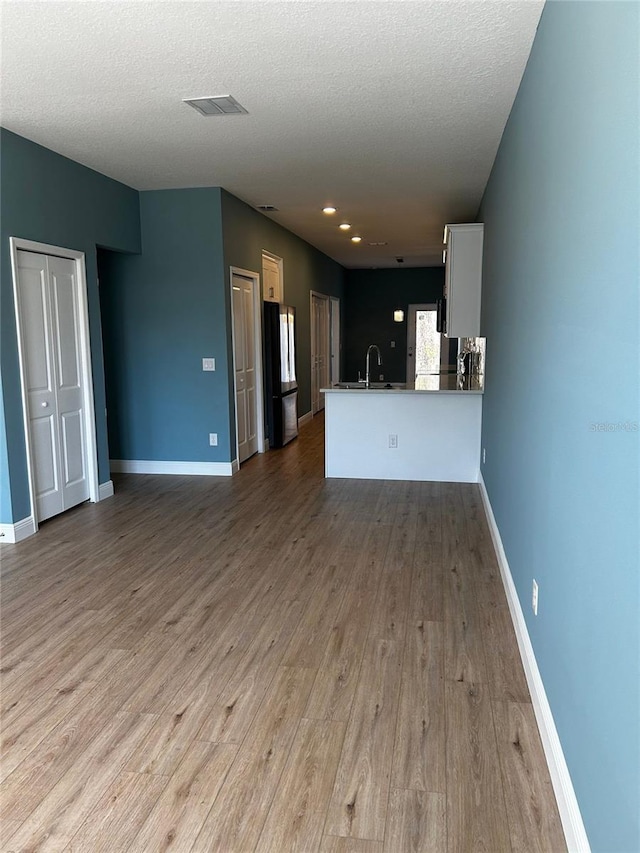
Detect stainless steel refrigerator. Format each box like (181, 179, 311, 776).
(263, 302, 298, 448)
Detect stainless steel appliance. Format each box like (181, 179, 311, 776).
(263, 302, 298, 448)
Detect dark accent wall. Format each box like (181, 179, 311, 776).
(99, 189, 232, 462)
(478, 3, 639, 850)
(343, 267, 444, 382)
(221, 190, 344, 423)
(0, 128, 140, 523)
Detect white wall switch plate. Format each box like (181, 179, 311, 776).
(389, 434, 398, 449)
(202, 358, 215, 371)
(209, 433, 218, 446)
(532, 579, 538, 616)
(390, 341, 396, 348)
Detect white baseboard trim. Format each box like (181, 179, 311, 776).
(478, 473, 590, 853)
(0, 515, 37, 544)
(110, 459, 234, 477)
(298, 410, 313, 428)
(98, 480, 114, 501)
(231, 458, 240, 474)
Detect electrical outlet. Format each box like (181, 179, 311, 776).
(202, 358, 215, 371)
(389, 434, 398, 449)
(390, 341, 396, 348)
(379, 374, 384, 381)
(482, 447, 486, 464)
(532, 579, 538, 616)
(209, 433, 218, 446)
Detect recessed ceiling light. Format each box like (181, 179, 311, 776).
(322, 206, 337, 214)
(339, 223, 351, 231)
(183, 95, 248, 116)
(351, 236, 362, 243)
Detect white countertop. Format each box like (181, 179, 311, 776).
(321, 373, 484, 395)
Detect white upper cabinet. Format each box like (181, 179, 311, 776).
(443, 223, 484, 338)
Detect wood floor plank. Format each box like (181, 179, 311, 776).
(320, 836, 383, 852)
(1, 685, 116, 823)
(409, 543, 444, 625)
(283, 559, 351, 669)
(0, 818, 23, 847)
(442, 528, 488, 685)
(190, 666, 316, 853)
(384, 788, 446, 853)
(124, 693, 215, 777)
(391, 620, 445, 793)
(304, 547, 383, 722)
(196, 596, 307, 744)
(325, 638, 402, 842)
(255, 718, 346, 852)
(367, 534, 414, 644)
(493, 700, 567, 853)
(129, 741, 239, 853)
(3, 711, 157, 852)
(481, 603, 530, 702)
(445, 681, 511, 852)
(67, 770, 168, 852)
(0, 679, 100, 783)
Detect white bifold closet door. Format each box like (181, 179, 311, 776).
(17, 250, 91, 521)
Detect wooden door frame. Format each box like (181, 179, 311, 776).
(9, 236, 100, 533)
(229, 267, 265, 467)
(310, 290, 330, 415)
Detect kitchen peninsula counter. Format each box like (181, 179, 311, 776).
(324, 374, 484, 394)
(321, 374, 483, 483)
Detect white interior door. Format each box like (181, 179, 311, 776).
(16, 250, 91, 521)
(232, 273, 259, 463)
(330, 297, 341, 385)
(311, 292, 330, 414)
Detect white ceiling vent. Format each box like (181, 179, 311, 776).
(183, 95, 248, 117)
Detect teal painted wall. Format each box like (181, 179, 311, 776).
(343, 268, 444, 382)
(99, 189, 232, 462)
(221, 190, 345, 426)
(0, 128, 140, 524)
(479, 3, 639, 850)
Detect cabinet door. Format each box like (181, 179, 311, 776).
(444, 224, 483, 338)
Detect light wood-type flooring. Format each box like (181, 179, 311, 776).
(0, 414, 566, 852)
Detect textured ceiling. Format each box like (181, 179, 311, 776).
(0, 0, 544, 268)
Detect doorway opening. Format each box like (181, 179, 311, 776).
(230, 267, 265, 465)
(310, 291, 330, 414)
(406, 303, 450, 389)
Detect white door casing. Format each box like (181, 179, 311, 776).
(310, 291, 330, 414)
(230, 269, 264, 465)
(10, 239, 99, 529)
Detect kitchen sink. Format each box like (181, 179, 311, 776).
(333, 382, 406, 390)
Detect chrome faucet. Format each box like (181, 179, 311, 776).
(365, 344, 382, 388)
